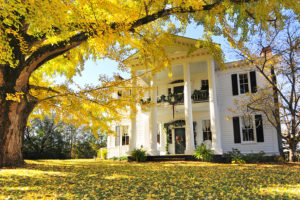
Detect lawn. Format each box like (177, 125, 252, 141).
(0, 160, 299, 199)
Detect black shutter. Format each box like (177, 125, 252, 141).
(250, 71, 257, 93)
(255, 115, 264, 142)
(231, 74, 238, 96)
(232, 117, 241, 143)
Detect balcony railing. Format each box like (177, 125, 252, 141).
(140, 89, 209, 105)
(191, 89, 209, 103)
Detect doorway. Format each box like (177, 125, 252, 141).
(175, 128, 186, 154)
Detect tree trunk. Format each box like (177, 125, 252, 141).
(271, 66, 284, 156)
(289, 144, 297, 162)
(0, 98, 36, 167)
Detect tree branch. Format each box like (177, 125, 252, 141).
(29, 85, 60, 94)
(15, 32, 88, 91)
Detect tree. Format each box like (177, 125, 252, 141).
(23, 116, 68, 159)
(0, 0, 297, 167)
(232, 14, 299, 161)
(23, 116, 107, 159)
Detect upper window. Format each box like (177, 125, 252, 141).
(201, 80, 209, 91)
(239, 73, 249, 94)
(241, 116, 255, 142)
(117, 91, 122, 99)
(232, 71, 257, 96)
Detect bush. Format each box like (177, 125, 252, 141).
(111, 157, 119, 161)
(194, 144, 214, 162)
(97, 148, 107, 160)
(224, 149, 277, 164)
(224, 148, 246, 164)
(121, 156, 128, 161)
(243, 151, 265, 163)
(130, 148, 147, 162)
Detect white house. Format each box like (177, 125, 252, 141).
(107, 36, 280, 158)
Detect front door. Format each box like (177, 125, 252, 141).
(175, 128, 186, 154)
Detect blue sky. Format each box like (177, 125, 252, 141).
(72, 23, 236, 87)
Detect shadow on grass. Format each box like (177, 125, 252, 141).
(0, 159, 299, 199)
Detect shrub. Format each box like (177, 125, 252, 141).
(224, 148, 245, 164)
(243, 151, 265, 163)
(121, 156, 128, 161)
(232, 157, 246, 164)
(111, 157, 119, 161)
(194, 144, 214, 162)
(130, 148, 147, 162)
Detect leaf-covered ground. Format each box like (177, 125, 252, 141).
(0, 160, 299, 199)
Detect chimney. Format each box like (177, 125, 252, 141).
(260, 46, 272, 57)
(114, 75, 124, 81)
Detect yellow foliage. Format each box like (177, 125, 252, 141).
(0, 0, 297, 137)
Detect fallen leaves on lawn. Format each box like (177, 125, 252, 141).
(0, 159, 299, 199)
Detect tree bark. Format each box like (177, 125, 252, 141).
(270, 66, 284, 156)
(0, 98, 37, 167)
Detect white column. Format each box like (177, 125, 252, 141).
(208, 58, 223, 154)
(184, 63, 195, 154)
(149, 75, 159, 155)
(159, 123, 167, 155)
(129, 76, 137, 153)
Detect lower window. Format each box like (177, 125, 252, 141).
(122, 126, 129, 145)
(202, 120, 212, 141)
(241, 116, 255, 142)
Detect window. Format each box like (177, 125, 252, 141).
(241, 116, 255, 142)
(157, 132, 160, 144)
(239, 73, 249, 94)
(173, 85, 184, 103)
(122, 126, 129, 145)
(201, 80, 209, 90)
(202, 120, 212, 141)
(174, 86, 184, 94)
(232, 71, 257, 96)
(115, 126, 120, 146)
(233, 114, 264, 144)
(117, 91, 122, 99)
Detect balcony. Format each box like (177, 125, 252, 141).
(191, 89, 209, 103)
(140, 89, 209, 105)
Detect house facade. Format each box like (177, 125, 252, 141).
(107, 36, 280, 158)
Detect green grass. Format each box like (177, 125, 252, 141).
(0, 159, 299, 199)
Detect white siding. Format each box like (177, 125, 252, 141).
(108, 57, 280, 158)
(215, 66, 279, 155)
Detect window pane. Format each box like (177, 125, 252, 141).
(122, 126, 129, 145)
(241, 116, 254, 141)
(239, 74, 249, 94)
(201, 80, 209, 90)
(202, 120, 212, 141)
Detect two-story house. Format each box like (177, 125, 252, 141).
(107, 36, 280, 158)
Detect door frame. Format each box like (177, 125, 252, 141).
(174, 127, 186, 154)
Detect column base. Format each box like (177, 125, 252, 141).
(184, 149, 195, 155)
(212, 148, 223, 155)
(148, 150, 159, 156)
